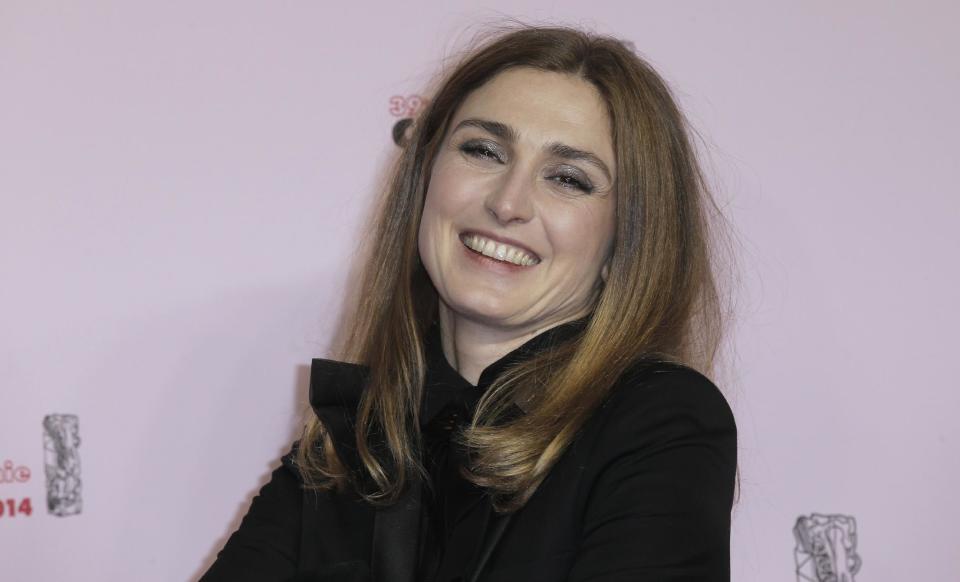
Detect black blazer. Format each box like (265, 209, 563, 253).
(201, 326, 737, 582)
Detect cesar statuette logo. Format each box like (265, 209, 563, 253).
(43, 413, 82, 517)
(794, 512, 862, 581)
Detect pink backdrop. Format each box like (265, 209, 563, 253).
(2, 2, 957, 580)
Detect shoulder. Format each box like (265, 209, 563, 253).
(564, 362, 738, 574)
(589, 360, 737, 458)
(607, 360, 735, 424)
(280, 440, 302, 478)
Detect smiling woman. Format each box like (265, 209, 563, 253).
(202, 22, 738, 582)
(418, 67, 618, 382)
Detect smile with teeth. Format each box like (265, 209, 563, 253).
(461, 234, 540, 266)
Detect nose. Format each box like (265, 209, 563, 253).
(484, 165, 535, 225)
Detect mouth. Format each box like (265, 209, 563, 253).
(459, 231, 541, 267)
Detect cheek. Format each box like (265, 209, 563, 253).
(418, 192, 442, 267)
(428, 158, 474, 208)
(548, 205, 616, 264)
(419, 165, 444, 244)
(421, 161, 476, 231)
(419, 170, 465, 264)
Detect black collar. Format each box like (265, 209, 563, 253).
(305, 318, 592, 582)
(419, 317, 588, 429)
(308, 317, 589, 469)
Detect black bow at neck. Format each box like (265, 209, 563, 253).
(305, 316, 589, 582)
(418, 316, 586, 435)
(308, 316, 589, 468)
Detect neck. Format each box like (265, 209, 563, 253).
(437, 303, 590, 386)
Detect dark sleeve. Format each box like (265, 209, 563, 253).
(568, 367, 738, 582)
(199, 444, 303, 582)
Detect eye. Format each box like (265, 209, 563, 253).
(459, 140, 504, 163)
(550, 170, 595, 194)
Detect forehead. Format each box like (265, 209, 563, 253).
(449, 67, 614, 163)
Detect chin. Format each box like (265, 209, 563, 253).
(442, 293, 524, 327)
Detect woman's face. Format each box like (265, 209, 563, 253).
(418, 66, 617, 332)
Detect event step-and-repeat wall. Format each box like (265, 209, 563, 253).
(2, 2, 957, 580)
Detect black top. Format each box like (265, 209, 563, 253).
(200, 317, 738, 582)
(416, 317, 588, 581)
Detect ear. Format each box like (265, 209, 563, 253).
(600, 260, 610, 284)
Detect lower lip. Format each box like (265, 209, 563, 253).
(460, 241, 537, 273)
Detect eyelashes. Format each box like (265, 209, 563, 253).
(458, 141, 596, 194)
(460, 141, 504, 163)
(551, 170, 596, 194)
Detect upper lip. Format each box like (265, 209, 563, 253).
(459, 229, 541, 260)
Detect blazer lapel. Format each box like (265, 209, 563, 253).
(311, 358, 422, 582)
(371, 478, 423, 582)
(465, 506, 515, 582)
(309, 358, 517, 581)
(308, 358, 369, 472)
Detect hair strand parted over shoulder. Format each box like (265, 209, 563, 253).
(295, 21, 738, 512)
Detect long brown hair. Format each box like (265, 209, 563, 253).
(296, 22, 736, 513)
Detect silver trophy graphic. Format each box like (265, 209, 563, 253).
(43, 414, 82, 517)
(794, 513, 862, 582)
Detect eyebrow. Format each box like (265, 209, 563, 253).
(451, 117, 612, 182)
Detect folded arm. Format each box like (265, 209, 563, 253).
(199, 445, 303, 582)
